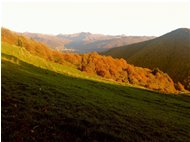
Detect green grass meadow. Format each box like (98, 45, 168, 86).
(2, 43, 190, 142)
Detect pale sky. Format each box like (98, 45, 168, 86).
(1, 0, 190, 36)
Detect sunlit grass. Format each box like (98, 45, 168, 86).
(2, 43, 190, 141)
(2, 42, 120, 85)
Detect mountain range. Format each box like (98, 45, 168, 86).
(104, 28, 190, 90)
(23, 32, 155, 53)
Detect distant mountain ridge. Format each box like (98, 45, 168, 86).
(24, 32, 155, 53)
(23, 32, 70, 51)
(104, 28, 190, 90)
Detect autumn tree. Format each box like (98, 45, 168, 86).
(17, 38, 23, 47)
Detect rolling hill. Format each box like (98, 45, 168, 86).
(2, 27, 182, 93)
(104, 28, 190, 90)
(24, 31, 155, 53)
(2, 34, 190, 142)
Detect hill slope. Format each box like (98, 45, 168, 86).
(23, 32, 70, 51)
(2, 28, 181, 93)
(104, 28, 190, 90)
(2, 42, 190, 142)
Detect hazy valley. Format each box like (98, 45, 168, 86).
(23, 32, 155, 53)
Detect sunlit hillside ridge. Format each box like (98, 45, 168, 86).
(104, 28, 190, 91)
(2, 27, 188, 94)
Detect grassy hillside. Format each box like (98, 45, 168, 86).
(1, 27, 53, 60)
(2, 28, 181, 93)
(104, 28, 190, 90)
(1, 43, 114, 84)
(2, 41, 190, 142)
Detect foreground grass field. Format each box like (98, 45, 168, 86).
(2, 44, 190, 142)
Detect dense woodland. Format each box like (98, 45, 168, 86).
(2, 28, 188, 93)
